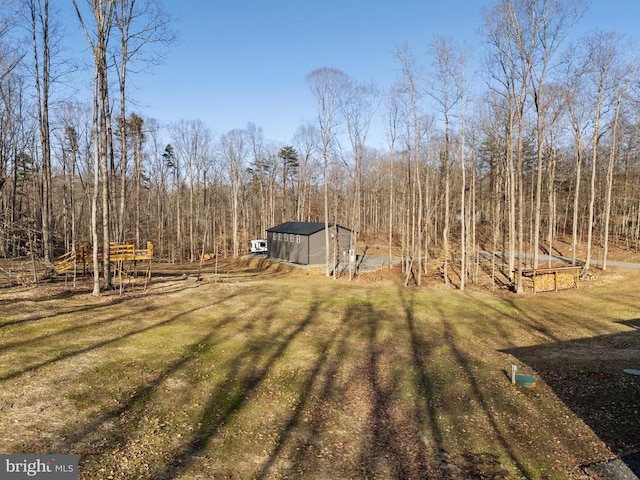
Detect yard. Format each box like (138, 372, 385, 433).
(0, 259, 638, 479)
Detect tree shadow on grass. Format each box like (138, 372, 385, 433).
(262, 294, 435, 479)
(254, 307, 349, 479)
(0, 291, 243, 382)
(15, 290, 290, 474)
(120, 289, 451, 480)
(358, 297, 431, 479)
(398, 290, 542, 479)
(65, 312, 241, 451)
(0, 293, 133, 329)
(438, 316, 531, 478)
(502, 319, 640, 475)
(146, 300, 324, 479)
(397, 288, 446, 478)
(0, 303, 155, 354)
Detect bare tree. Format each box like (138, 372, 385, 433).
(428, 35, 464, 286)
(602, 91, 622, 270)
(58, 112, 81, 255)
(582, 32, 619, 273)
(0, 5, 22, 88)
(393, 44, 426, 286)
(292, 122, 320, 222)
(307, 67, 347, 277)
(600, 41, 630, 271)
(562, 42, 590, 266)
(73, 0, 115, 295)
(220, 128, 248, 257)
(26, 0, 54, 274)
(385, 88, 401, 269)
(113, 0, 173, 243)
(483, 0, 536, 292)
(58, 101, 94, 248)
(455, 46, 469, 290)
(142, 117, 164, 252)
(246, 122, 271, 231)
(169, 119, 212, 261)
(339, 76, 378, 280)
(514, 0, 584, 268)
(128, 112, 144, 247)
(542, 86, 566, 267)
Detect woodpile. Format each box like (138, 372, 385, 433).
(521, 266, 581, 293)
(530, 271, 577, 292)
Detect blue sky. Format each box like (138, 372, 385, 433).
(64, 1, 640, 149)
(133, 0, 487, 148)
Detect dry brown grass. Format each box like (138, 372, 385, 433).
(0, 256, 639, 479)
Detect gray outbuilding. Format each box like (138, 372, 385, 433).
(266, 222, 352, 265)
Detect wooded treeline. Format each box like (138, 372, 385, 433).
(1, 0, 639, 293)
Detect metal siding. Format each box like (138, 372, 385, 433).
(289, 235, 307, 264)
(283, 235, 294, 261)
(265, 223, 352, 265)
(337, 227, 352, 262)
(308, 231, 326, 264)
(266, 232, 310, 264)
(301, 236, 310, 264)
(267, 233, 287, 261)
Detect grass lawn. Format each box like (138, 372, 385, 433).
(0, 260, 638, 479)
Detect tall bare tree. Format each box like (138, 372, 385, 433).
(170, 119, 211, 262)
(246, 122, 271, 231)
(73, 0, 115, 295)
(483, 0, 537, 292)
(339, 76, 378, 280)
(562, 42, 590, 266)
(394, 44, 425, 286)
(292, 122, 320, 222)
(455, 46, 469, 290)
(511, 0, 584, 268)
(385, 88, 401, 269)
(220, 128, 248, 257)
(27, 0, 53, 273)
(582, 32, 619, 272)
(428, 35, 464, 286)
(602, 91, 623, 270)
(128, 112, 144, 247)
(307, 67, 347, 277)
(113, 0, 173, 243)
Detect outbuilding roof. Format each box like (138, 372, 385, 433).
(266, 222, 350, 236)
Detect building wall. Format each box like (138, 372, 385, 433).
(308, 226, 352, 265)
(295, 236, 310, 264)
(308, 231, 325, 264)
(267, 232, 308, 264)
(267, 224, 352, 266)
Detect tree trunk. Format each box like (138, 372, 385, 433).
(30, 0, 53, 274)
(602, 95, 621, 270)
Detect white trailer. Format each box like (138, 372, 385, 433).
(250, 239, 268, 254)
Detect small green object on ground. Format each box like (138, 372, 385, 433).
(623, 369, 640, 376)
(515, 374, 537, 388)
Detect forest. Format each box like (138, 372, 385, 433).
(1, 0, 639, 294)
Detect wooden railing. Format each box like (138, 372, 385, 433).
(55, 242, 153, 276)
(54, 247, 88, 275)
